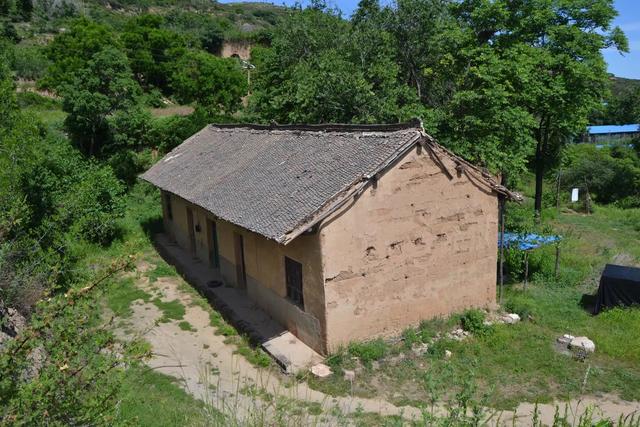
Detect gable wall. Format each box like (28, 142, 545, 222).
(162, 192, 327, 353)
(319, 146, 499, 351)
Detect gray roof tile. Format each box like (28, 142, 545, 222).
(140, 123, 423, 243)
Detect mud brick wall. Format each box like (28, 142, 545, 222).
(320, 145, 499, 351)
(162, 192, 327, 353)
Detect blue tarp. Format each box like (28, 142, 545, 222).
(499, 232, 562, 251)
(588, 124, 640, 135)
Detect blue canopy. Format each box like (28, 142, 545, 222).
(499, 232, 562, 251)
(588, 124, 640, 135)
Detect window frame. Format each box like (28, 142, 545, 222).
(284, 256, 304, 309)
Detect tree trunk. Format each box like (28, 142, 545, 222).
(534, 119, 549, 221)
(534, 138, 544, 219)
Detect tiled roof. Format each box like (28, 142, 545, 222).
(140, 122, 423, 243)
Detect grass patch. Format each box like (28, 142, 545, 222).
(227, 335, 272, 368)
(106, 277, 151, 318)
(348, 339, 388, 368)
(147, 262, 178, 283)
(208, 310, 238, 336)
(152, 298, 186, 323)
(115, 366, 210, 425)
(178, 321, 196, 332)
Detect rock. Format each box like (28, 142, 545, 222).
(389, 352, 406, 364)
(371, 360, 380, 370)
(411, 343, 429, 356)
(343, 369, 355, 381)
(557, 334, 575, 345)
(447, 328, 469, 341)
(310, 363, 332, 378)
(502, 313, 521, 324)
(569, 336, 595, 353)
(444, 350, 452, 359)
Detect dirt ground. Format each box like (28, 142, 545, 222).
(113, 260, 640, 425)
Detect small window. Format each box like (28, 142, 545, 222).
(285, 257, 304, 309)
(164, 193, 173, 220)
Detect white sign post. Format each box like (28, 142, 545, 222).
(571, 188, 579, 203)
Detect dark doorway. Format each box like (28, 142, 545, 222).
(285, 256, 304, 309)
(233, 232, 246, 289)
(207, 219, 220, 268)
(186, 207, 196, 254)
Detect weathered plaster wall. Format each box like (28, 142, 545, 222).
(161, 192, 327, 353)
(320, 146, 499, 351)
(220, 40, 251, 60)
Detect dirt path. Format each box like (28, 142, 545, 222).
(115, 262, 640, 425)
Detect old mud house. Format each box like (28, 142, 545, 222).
(141, 121, 517, 354)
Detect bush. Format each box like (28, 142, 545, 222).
(401, 327, 420, 349)
(16, 91, 60, 109)
(12, 44, 50, 80)
(460, 309, 488, 336)
(561, 143, 640, 207)
(348, 339, 387, 367)
(418, 320, 438, 343)
(503, 295, 535, 319)
(66, 164, 125, 245)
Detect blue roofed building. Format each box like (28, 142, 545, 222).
(584, 124, 640, 144)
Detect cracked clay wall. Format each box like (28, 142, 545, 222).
(319, 145, 499, 351)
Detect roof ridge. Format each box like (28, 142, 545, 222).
(210, 118, 424, 133)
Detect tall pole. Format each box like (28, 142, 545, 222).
(499, 196, 505, 304)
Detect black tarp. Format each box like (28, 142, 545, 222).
(594, 264, 640, 314)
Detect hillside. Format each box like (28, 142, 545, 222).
(4, 0, 288, 43)
(610, 75, 640, 98)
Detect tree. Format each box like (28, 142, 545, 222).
(200, 20, 225, 54)
(453, 0, 627, 216)
(1, 63, 125, 314)
(41, 18, 118, 91)
(250, 2, 423, 123)
(17, 0, 31, 21)
(170, 50, 246, 112)
(121, 14, 187, 93)
(62, 47, 141, 156)
(383, 0, 457, 108)
(435, 42, 538, 177)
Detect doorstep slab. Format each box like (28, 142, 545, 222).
(154, 233, 323, 374)
(262, 332, 324, 374)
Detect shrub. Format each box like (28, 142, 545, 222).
(16, 91, 60, 109)
(460, 309, 488, 336)
(325, 347, 346, 370)
(348, 339, 387, 367)
(503, 295, 535, 319)
(401, 327, 420, 349)
(561, 143, 640, 207)
(426, 337, 455, 358)
(65, 163, 125, 245)
(12, 45, 50, 80)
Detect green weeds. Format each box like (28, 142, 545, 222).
(152, 298, 186, 323)
(106, 277, 151, 317)
(178, 320, 196, 332)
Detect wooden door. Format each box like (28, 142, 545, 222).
(233, 232, 246, 289)
(186, 207, 196, 254)
(207, 219, 220, 268)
